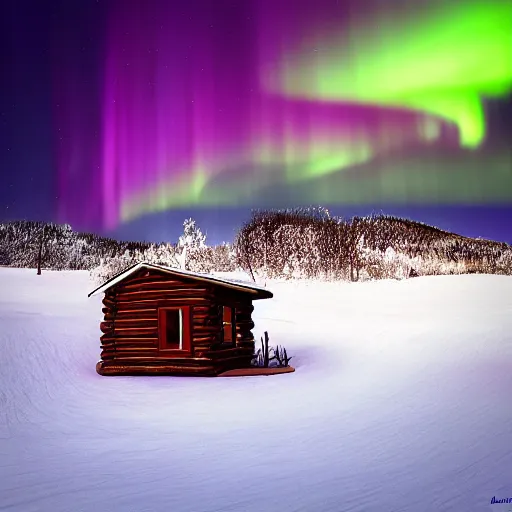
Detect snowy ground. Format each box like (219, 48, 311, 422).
(1, 267, 511, 512)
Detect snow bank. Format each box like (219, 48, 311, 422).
(0, 268, 511, 512)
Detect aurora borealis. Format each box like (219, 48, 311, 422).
(264, 0, 512, 148)
(49, 0, 512, 230)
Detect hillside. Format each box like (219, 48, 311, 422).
(0, 268, 511, 511)
(235, 209, 512, 280)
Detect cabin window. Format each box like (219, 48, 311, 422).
(222, 306, 236, 346)
(158, 307, 191, 352)
(164, 309, 182, 349)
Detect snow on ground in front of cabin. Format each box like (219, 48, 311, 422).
(0, 267, 511, 512)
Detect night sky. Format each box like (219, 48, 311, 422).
(1, 0, 511, 245)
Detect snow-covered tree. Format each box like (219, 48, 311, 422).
(139, 243, 179, 267)
(90, 249, 136, 284)
(177, 218, 209, 272)
(178, 218, 206, 249)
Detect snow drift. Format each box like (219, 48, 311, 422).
(0, 268, 511, 512)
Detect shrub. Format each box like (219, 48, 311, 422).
(252, 331, 293, 368)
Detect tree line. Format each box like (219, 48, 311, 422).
(1, 210, 511, 282)
(233, 208, 512, 280)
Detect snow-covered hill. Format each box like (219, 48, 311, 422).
(1, 268, 511, 512)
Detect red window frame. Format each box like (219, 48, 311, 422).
(158, 306, 191, 355)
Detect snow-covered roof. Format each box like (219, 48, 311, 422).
(88, 262, 273, 299)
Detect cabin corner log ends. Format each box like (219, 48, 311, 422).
(92, 264, 271, 376)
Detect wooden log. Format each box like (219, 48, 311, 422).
(193, 305, 216, 313)
(237, 336, 254, 343)
(102, 297, 116, 308)
(100, 355, 211, 365)
(196, 318, 218, 325)
(97, 361, 217, 376)
(115, 307, 157, 315)
(236, 339, 255, 346)
(115, 301, 213, 312)
(192, 348, 215, 357)
(122, 274, 213, 288)
(192, 318, 219, 328)
(103, 315, 151, 322)
(115, 294, 214, 305)
(121, 272, 155, 283)
(100, 354, 158, 361)
(192, 335, 217, 344)
(237, 336, 254, 344)
(112, 325, 158, 331)
(100, 321, 114, 334)
(236, 332, 253, 339)
(192, 312, 218, 321)
(101, 340, 157, 348)
(192, 322, 219, 329)
(193, 342, 215, 348)
(237, 343, 254, 350)
(113, 297, 212, 307)
(101, 346, 158, 354)
(236, 335, 255, 342)
(113, 327, 159, 336)
(118, 279, 195, 291)
(100, 335, 158, 343)
(105, 309, 157, 320)
(190, 325, 220, 333)
(238, 337, 255, 344)
(101, 353, 208, 363)
(192, 332, 217, 340)
(193, 349, 208, 357)
(115, 288, 211, 301)
(121, 273, 175, 285)
(106, 318, 158, 326)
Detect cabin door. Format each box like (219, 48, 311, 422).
(222, 306, 236, 346)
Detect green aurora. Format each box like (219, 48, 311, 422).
(265, 0, 512, 148)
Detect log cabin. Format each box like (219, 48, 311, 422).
(88, 262, 273, 376)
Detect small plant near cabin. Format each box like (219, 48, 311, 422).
(274, 344, 292, 367)
(252, 331, 293, 368)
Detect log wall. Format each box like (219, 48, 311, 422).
(96, 268, 259, 376)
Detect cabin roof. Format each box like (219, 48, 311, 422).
(88, 262, 273, 300)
